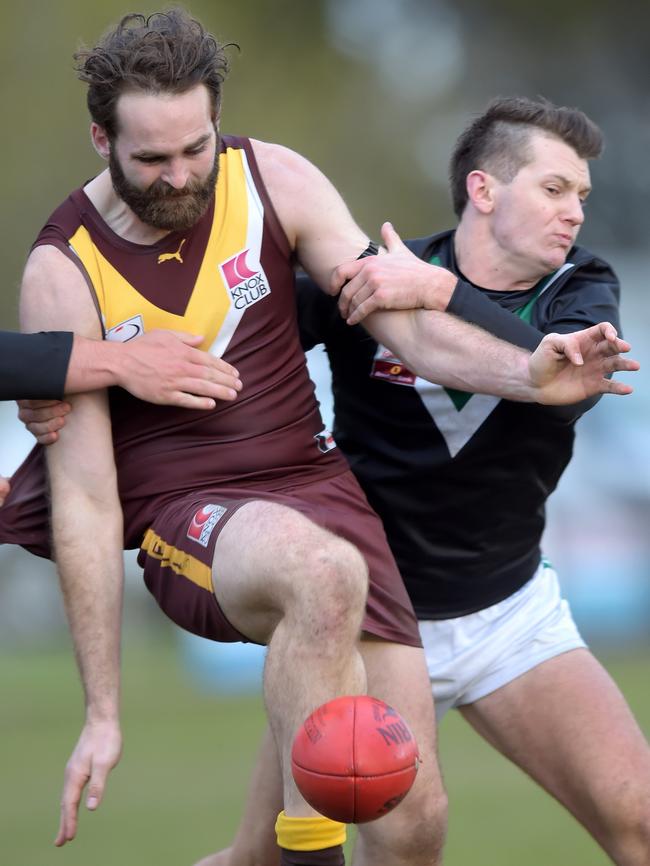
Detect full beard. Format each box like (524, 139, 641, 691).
(109, 146, 219, 232)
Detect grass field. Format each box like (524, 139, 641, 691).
(1, 637, 648, 865)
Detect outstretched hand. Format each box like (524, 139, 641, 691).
(54, 720, 122, 847)
(18, 329, 245, 445)
(0, 476, 9, 506)
(116, 329, 242, 409)
(530, 322, 639, 405)
(332, 222, 457, 324)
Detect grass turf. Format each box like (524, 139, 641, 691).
(1, 638, 648, 865)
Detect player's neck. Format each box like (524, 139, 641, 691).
(83, 170, 172, 245)
(454, 219, 543, 292)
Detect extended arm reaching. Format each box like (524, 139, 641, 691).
(20, 244, 126, 845)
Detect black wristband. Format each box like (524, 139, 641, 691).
(357, 241, 379, 260)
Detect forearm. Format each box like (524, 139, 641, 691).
(51, 486, 124, 719)
(45, 388, 125, 720)
(447, 281, 543, 350)
(368, 308, 537, 401)
(64, 336, 122, 394)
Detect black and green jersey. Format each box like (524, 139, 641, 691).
(297, 230, 621, 618)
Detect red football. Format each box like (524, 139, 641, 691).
(291, 695, 419, 824)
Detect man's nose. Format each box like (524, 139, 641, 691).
(162, 160, 190, 189)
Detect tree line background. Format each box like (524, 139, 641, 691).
(0, 0, 649, 331)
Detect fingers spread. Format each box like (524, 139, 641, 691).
(605, 379, 634, 395)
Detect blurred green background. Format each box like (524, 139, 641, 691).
(1, 638, 649, 866)
(1, 2, 649, 864)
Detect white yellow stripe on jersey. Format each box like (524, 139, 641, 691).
(209, 146, 267, 358)
(66, 144, 263, 356)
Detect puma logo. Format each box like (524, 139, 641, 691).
(157, 238, 186, 264)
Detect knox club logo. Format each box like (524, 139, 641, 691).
(187, 503, 227, 547)
(219, 248, 271, 311)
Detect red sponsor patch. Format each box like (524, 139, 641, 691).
(220, 249, 259, 289)
(219, 249, 271, 311)
(370, 346, 416, 385)
(187, 504, 226, 547)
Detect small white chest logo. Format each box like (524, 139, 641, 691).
(106, 314, 144, 342)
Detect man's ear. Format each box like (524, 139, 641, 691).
(466, 170, 496, 215)
(90, 123, 111, 161)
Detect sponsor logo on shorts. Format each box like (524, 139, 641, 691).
(187, 504, 227, 547)
(370, 344, 416, 386)
(314, 428, 337, 454)
(219, 249, 271, 311)
(106, 314, 145, 343)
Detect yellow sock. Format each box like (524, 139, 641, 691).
(275, 811, 347, 851)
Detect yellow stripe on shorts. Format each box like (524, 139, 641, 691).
(141, 528, 213, 593)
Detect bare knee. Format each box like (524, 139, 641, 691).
(602, 783, 650, 865)
(356, 785, 448, 866)
(288, 533, 368, 643)
(215, 502, 368, 644)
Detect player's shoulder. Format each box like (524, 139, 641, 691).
(31, 187, 87, 256)
(566, 244, 619, 287)
(249, 138, 312, 169)
(404, 229, 455, 261)
(249, 139, 327, 198)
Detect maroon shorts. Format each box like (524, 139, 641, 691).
(137, 469, 420, 648)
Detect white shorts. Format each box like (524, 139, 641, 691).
(419, 561, 586, 720)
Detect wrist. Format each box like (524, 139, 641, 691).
(68, 335, 123, 392)
(85, 697, 121, 726)
(521, 353, 541, 402)
(423, 269, 458, 312)
(96, 339, 128, 389)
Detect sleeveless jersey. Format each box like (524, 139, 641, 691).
(297, 231, 621, 619)
(1, 135, 347, 556)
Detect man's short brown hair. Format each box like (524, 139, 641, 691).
(75, 8, 231, 139)
(449, 96, 603, 218)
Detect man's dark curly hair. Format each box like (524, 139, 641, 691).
(74, 8, 231, 139)
(449, 96, 603, 218)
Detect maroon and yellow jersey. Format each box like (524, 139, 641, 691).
(4, 135, 348, 553)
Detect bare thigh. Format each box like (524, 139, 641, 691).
(460, 648, 650, 854)
(212, 499, 368, 645)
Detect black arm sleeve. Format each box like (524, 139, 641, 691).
(448, 279, 544, 351)
(0, 331, 74, 400)
(447, 257, 622, 422)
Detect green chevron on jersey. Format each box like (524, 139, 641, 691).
(415, 256, 574, 456)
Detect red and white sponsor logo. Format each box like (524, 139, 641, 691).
(187, 503, 227, 547)
(106, 314, 145, 343)
(219, 249, 271, 311)
(370, 345, 416, 386)
(314, 428, 337, 454)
